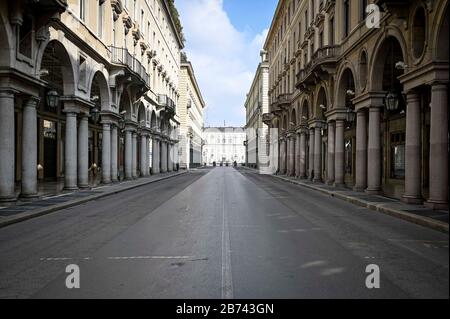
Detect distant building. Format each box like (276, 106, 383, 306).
(202, 127, 246, 165)
(244, 50, 272, 174)
(177, 53, 206, 169)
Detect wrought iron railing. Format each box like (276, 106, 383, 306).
(109, 46, 149, 86)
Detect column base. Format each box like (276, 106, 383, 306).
(326, 180, 335, 186)
(425, 199, 448, 210)
(365, 188, 381, 195)
(401, 195, 423, 205)
(78, 184, 90, 189)
(313, 178, 322, 183)
(333, 182, 345, 188)
(63, 186, 78, 191)
(19, 193, 39, 200)
(353, 185, 366, 192)
(102, 180, 112, 185)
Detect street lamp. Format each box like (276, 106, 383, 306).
(346, 108, 356, 123)
(385, 90, 400, 111)
(46, 89, 60, 109)
(90, 107, 100, 124)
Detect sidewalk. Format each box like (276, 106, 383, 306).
(238, 166, 449, 233)
(0, 171, 187, 229)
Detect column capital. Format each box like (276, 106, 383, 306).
(23, 95, 41, 108)
(0, 88, 18, 98)
(430, 81, 448, 91)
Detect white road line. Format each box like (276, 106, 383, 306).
(43, 193, 73, 200)
(221, 171, 233, 299)
(107, 256, 194, 260)
(40, 256, 194, 261)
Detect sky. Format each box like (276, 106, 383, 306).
(176, 0, 278, 127)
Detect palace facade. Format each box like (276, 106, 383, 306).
(0, 0, 184, 201)
(263, 0, 449, 209)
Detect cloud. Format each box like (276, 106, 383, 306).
(177, 0, 267, 127)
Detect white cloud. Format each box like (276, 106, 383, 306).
(177, 0, 267, 127)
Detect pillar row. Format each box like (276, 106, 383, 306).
(0, 90, 16, 201)
(77, 114, 89, 188)
(354, 110, 367, 192)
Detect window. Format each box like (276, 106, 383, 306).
(18, 15, 32, 58)
(360, 0, 368, 21)
(329, 16, 335, 45)
(344, 0, 350, 37)
(97, 0, 104, 38)
(78, 55, 87, 89)
(79, 0, 86, 21)
(390, 132, 405, 179)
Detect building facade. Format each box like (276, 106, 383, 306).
(263, 0, 449, 209)
(0, 0, 184, 202)
(202, 127, 246, 166)
(177, 53, 205, 169)
(244, 50, 272, 174)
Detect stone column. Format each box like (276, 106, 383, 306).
(125, 129, 133, 179)
(161, 141, 167, 173)
(279, 138, 284, 174)
(402, 91, 422, 203)
(168, 143, 173, 172)
(299, 130, 307, 178)
(77, 114, 89, 188)
(354, 110, 367, 191)
(152, 137, 160, 174)
(295, 132, 301, 177)
(145, 135, 150, 176)
(132, 132, 138, 178)
(0, 90, 16, 201)
(327, 121, 335, 185)
(291, 135, 296, 176)
(366, 107, 382, 194)
(334, 119, 345, 187)
(140, 133, 147, 176)
(20, 96, 39, 198)
(426, 83, 448, 209)
(308, 128, 314, 179)
(111, 124, 118, 182)
(282, 138, 287, 174)
(102, 122, 111, 184)
(313, 126, 322, 182)
(64, 112, 78, 190)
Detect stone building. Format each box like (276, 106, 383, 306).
(263, 0, 449, 209)
(0, 0, 184, 202)
(244, 50, 272, 174)
(202, 127, 246, 166)
(177, 53, 205, 169)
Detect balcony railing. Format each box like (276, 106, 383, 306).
(109, 46, 149, 87)
(158, 94, 176, 116)
(296, 45, 340, 86)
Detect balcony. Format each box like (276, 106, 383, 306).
(277, 93, 291, 110)
(157, 94, 176, 118)
(109, 46, 149, 88)
(296, 45, 340, 89)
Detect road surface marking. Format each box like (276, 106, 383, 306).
(221, 172, 233, 299)
(43, 193, 73, 200)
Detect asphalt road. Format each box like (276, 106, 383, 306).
(0, 167, 447, 298)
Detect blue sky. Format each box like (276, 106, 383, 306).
(177, 0, 278, 127)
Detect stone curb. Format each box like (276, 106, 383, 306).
(0, 171, 187, 229)
(264, 172, 448, 234)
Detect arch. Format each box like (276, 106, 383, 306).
(150, 110, 157, 128)
(336, 67, 356, 109)
(315, 86, 328, 120)
(89, 71, 110, 111)
(119, 90, 132, 120)
(301, 99, 309, 125)
(432, 2, 449, 60)
(370, 36, 405, 97)
(137, 102, 146, 126)
(290, 108, 297, 128)
(37, 39, 76, 96)
(369, 30, 408, 91)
